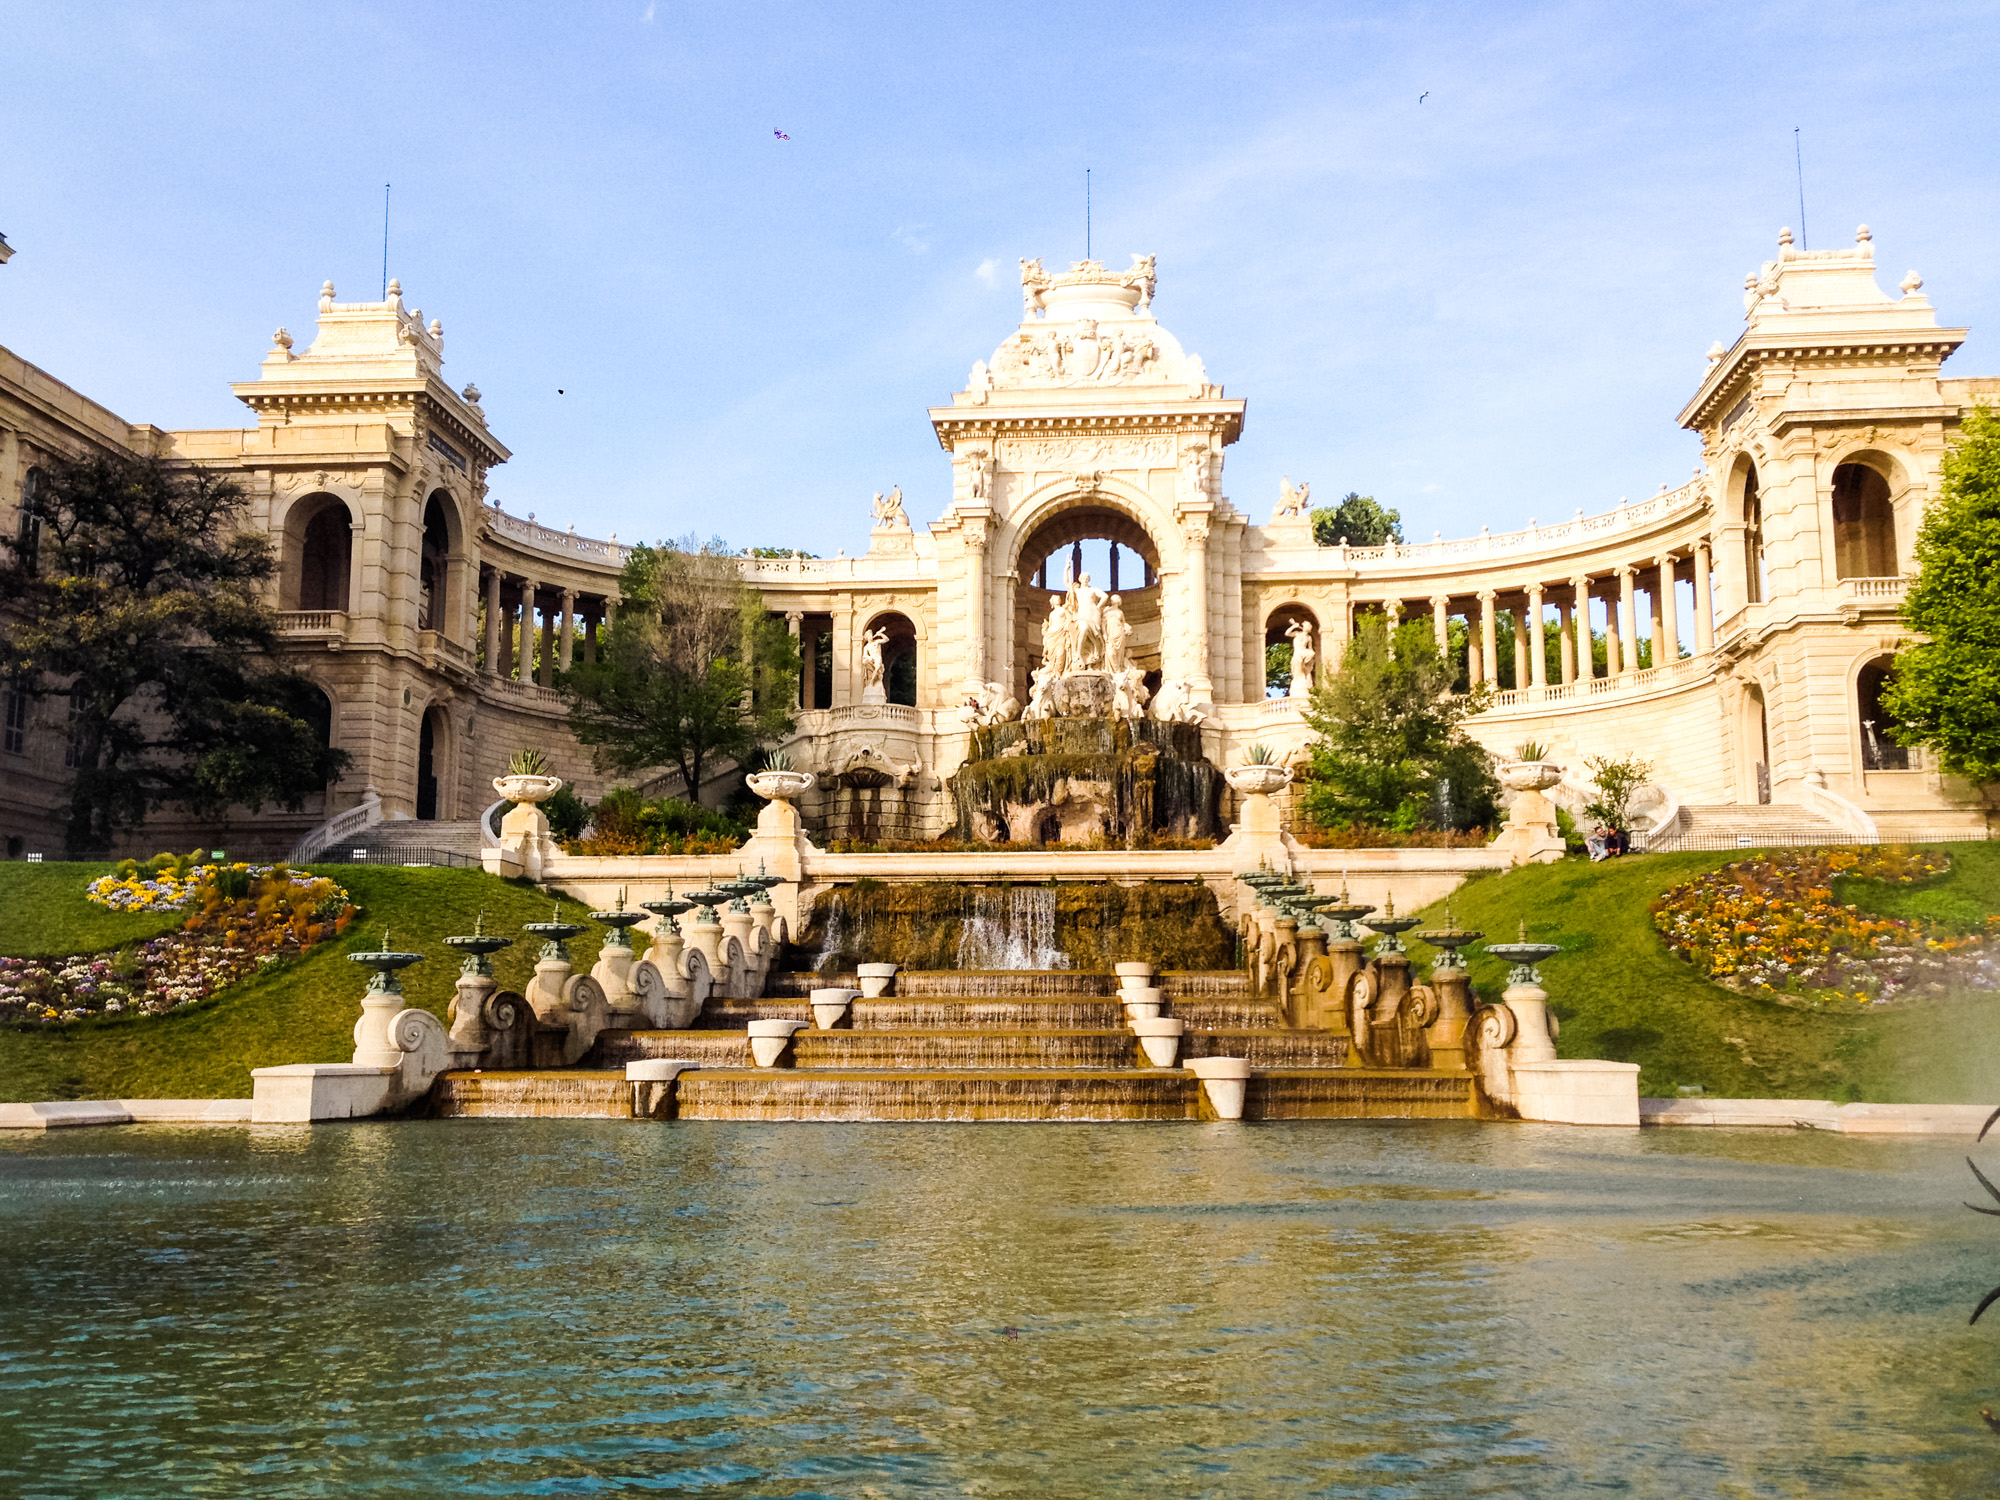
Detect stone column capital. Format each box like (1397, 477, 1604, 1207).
(1477, 589, 1497, 605)
(1526, 581, 1545, 600)
(1615, 564, 1637, 582)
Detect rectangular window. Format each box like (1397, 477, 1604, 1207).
(2, 689, 25, 756)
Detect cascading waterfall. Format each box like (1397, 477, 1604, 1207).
(955, 887, 1069, 970)
(812, 895, 850, 974)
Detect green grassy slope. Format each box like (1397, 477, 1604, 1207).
(1406, 843, 2000, 1103)
(0, 863, 186, 958)
(0, 867, 614, 1102)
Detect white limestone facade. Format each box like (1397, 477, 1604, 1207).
(0, 227, 1992, 856)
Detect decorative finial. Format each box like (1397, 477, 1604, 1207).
(1706, 341, 1725, 363)
(1900, 270, 1924, 296)
(271, 327, 293, 351)
(462, 382, 481, 403)
(386, 277, 402, 298)
(473, 910, 485, 937)
(1384, 893, 1396, 918)
(319, 279, 335, 308)
(1518, 918, 1527, 942)
(1777, 226, 1793, 248)
(429, 318, 442, 338)
(1856, 223, 1871, 244)
(381, 929, 391, 951)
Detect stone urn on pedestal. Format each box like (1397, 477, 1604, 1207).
(1222, 754, 1294, 872)
(1492, 759, 1567, 867)
(743, 762, 816, 891)
(489, 760, 566, 881)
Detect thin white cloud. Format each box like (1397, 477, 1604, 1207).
(974, 257, 1000, 287)
(893, 223, 931, 255)
(642, 2, 655, 20)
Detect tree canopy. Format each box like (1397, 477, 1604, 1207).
(1298, 615, 1497, 832)
(563, 537, 800, 800)
(0, 452, 350, 855)
(1311, 491, 1404, 548)
(1884, 405, 2000, 783)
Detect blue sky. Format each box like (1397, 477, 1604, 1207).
(4, 1, 1997, 556)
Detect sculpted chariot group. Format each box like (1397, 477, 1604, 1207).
(959, 572, 1211, 729)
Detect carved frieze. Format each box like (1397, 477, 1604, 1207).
(996, 435, 1176, 469)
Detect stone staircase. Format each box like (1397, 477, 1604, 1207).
(431, 969, 1486, 1123)
(318, 817, 487, 864)
(1650, 803, 1847, 852)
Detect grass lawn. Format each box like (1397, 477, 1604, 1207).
(0, 865, 616, 1103)
(1406, 841, 2000, 1103)
(0, 863, 187, 958)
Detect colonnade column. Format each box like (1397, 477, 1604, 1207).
(1570, 577, 1591, 681)
(1430, 595, 1450, 658)
(1612, 567, 1634, 676)
(786, 610, 804, 708)
(1527, 585, 1547, 688)
(1693, 540, 1715, 654)
(517, 582, 537, 684)
(1657, 554, 1678, 665)
(965, 521, 989, 685)
(558, 588, 576, 671)
(538, 600, 556, 687)
(1180, 517, 1210, 693)
(1478, 590, 1498, 687)
(1557, 602, 1574, 684)
(483, 567, 502, 676)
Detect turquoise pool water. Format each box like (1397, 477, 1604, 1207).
(2, 1121, 1997, 1496)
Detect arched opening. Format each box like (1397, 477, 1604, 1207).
(864, 611, 919, 707)
(286, 496, 353, 612)
(1831, 463, 1897, 579)
(420, 492, 454, 632)
(1741, 463, 1766, 605)
(1746, 682, 1771, 803)
(1263, 604, 1319, 699)
(416, 704, 449, 820)
(1856, 656, 1910, 770)
(1011, 503, 1164, 703)
(299, 684, 336, 814)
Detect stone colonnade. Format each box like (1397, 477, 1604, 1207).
(478, 565, 616, 686)
(1328, 539, 1718, 691)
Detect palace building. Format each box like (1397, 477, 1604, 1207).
(0, 228, 1991, 857)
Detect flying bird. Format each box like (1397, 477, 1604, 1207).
(774, 127, 790, 140)
(1419, 92, 1429, 103)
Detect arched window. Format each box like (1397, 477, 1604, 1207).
(1856, 656, 1910, 771)
(865, 612, 919, 707)
(288, 497, 354, 612)
(1832, 463, 1897, 579)
(420, 492, 453, 632)
(1742, 464, 1766, 605)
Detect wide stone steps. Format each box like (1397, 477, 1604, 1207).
(592, 1025, 1355, 1072)
(429, 1064, 1484, 1122)
(1661, 805, 1845, 848)
(699, 996, 1287, 1032)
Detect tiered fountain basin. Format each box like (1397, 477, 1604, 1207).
(430, 965, 1484, 1123)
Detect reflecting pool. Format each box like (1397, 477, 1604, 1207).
(2, 1121, 1997, 1496)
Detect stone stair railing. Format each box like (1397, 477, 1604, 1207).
(290, 791, 383, 863)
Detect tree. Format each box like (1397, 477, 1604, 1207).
(0, 452, 350, 855)
(563, 536, 800, 801)
(1581, 753, 1652, 832)
(1883, 404, 2000, 782)
(1311, 491, 1404, 548)
(1298, 616, 1498, 831)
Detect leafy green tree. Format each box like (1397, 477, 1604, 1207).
(1299, 616, 1498, 831)
(1581, 753, 1653, 833)
(0, 452, 350, 855)
(1311, 491, 1404, 548)
(563, 536, 800, 801)
(1264, 640, 1291, 694)
(1884, 404, 2000, 782)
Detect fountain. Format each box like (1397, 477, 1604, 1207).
(442, 914, 516, 1059)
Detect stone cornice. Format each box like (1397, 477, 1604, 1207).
(231, 376, 511, 467)
(927, 403, 1245, 452)
(1678, 329, 1967, 433)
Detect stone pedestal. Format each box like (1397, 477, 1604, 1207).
(447, 971, 496, 1057)
(1427, 967, 1474, 1073)
(1492, 763, 1567, 867)
(1501, 980, 1559, 1065)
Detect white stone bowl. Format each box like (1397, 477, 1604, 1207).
(1185, 1055, 1252, 1120)
(625, 1060, 700, 1082)
(1223, 764, 1292, 797)
(1113, 962, 1155, 980)
(1130, 1015, 1185, 1068)
(492, 773, 565, 804)
(747, 769, 815, 800)
(809, 987, 862, 1030)
(748, 1018, 810, 1066)
(856, 963, 899, 999)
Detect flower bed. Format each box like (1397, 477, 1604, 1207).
(3, 864, 353, 1024)
(1651, 846, 1998, 1005)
